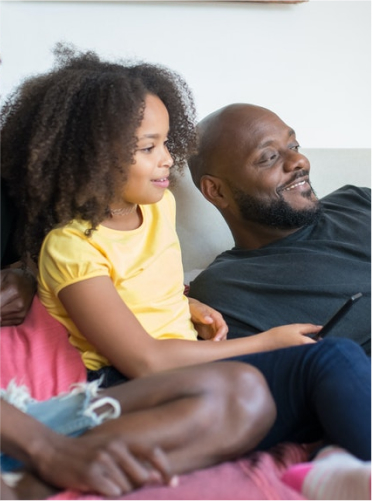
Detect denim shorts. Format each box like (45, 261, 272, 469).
(0, 379, 121, 472)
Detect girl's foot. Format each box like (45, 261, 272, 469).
(282, 446, 371, 500)
(2, 471, 59, 500)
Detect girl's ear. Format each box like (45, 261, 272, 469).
(200, 175, 229, 210)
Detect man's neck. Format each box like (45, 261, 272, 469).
(231, 222, 301, 250)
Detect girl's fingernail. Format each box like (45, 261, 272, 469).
(169, 475, 179, 487)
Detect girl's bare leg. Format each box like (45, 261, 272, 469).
(90, 361, 276, 473)
(1, 361, 275, 498)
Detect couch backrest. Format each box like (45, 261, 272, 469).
(171, 148, 371, 280)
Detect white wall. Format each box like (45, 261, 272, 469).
(0, 0, 371, 149)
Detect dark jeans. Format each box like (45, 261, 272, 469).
(231, 337, 371, 461)
(87, 365, 129, 388)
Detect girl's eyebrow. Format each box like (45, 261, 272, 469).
(138, 133, 160, 139)
(138, 132, 169, 140)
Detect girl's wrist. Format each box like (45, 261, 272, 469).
(27, 428, 65, 473)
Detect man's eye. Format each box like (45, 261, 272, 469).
(260, 154, 277, 164)
(291, 144, 300, 151)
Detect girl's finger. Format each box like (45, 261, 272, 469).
(111, 444, 156, 489)
(145, 447, 174, 486)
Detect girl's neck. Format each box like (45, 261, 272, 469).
(109, 203, 138, 217)
(101, 206, 143, 231)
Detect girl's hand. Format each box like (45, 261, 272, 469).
(188, 297, 228, 341)
(34, 433, 176, 497)
(258, 323, 322, 350)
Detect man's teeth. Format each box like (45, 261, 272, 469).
(153, 178, 167, 181)
(285, 180, 306, 191)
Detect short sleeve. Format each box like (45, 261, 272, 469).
(38, 225, 111, 296)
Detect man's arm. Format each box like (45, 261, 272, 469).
(0, 265, 37, 326)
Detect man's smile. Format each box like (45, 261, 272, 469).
(284, 179, 307, 191)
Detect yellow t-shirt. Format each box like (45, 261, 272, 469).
(38, 190, 197, 370)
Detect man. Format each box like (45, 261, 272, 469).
(188, 103, 371, 355)
(1, 181, 37, 326)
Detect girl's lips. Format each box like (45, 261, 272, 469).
(151, 178, 169, 189)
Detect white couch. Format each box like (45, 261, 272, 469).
(171, 148, 371, 282)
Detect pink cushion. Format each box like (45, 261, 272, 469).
(0, 295, 86, 400)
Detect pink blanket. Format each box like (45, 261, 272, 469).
(50, 444, 307, 500)
(0, 296, 307, 500)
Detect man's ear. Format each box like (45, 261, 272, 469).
(200, 175, 229, 209)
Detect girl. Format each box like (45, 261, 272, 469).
(1, 45, 370, 471)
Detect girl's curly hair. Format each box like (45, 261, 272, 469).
(1, 43, 197, 261)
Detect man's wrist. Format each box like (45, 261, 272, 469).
(20, 265, 37, 291)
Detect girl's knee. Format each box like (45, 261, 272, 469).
(204, 362, 277, 453)
(226, 362, 276, 424)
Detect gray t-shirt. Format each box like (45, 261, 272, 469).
(189, 185, 371, 355)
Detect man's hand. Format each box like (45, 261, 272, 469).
(0, 268, 36, 326)
(34, 433, 176, 497)
(188, 297, 228, 341)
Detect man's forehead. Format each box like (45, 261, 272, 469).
(226, 109, 294, 151)
(199, 104, 279, 141)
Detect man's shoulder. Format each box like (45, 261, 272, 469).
(322, 185, 371, 205)
(189, 249, 242, 289)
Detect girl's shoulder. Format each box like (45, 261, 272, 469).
(40, 219, 98, 260)
(44, 219, 90, 241)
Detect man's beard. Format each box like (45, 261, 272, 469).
(231, 185, 322, 229)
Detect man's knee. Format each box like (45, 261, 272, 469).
(304, 337, 371, 383)
(315, 337, 368, 361)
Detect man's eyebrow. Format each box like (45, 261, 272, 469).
(257, 128, 296, 149)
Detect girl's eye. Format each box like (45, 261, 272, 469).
(141, 146, 154, 153)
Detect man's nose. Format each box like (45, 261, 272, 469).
(283, 150, 309, 173)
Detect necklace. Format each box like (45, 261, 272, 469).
(109, 204, 138, 217)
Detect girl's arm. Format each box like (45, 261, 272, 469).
(59, 276, 320, 378)
(0, 399, 172, 496)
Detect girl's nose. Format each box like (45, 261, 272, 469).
(162, 147, 174, 169)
